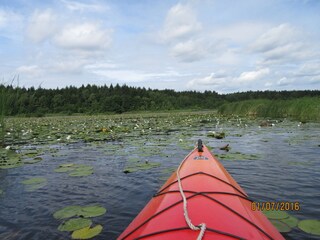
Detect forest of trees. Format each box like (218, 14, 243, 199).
(0, 84, 319, 116)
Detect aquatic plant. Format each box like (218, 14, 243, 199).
(21, 177, 47, 191)
(71, 225, 103, 239)
(298, 219, 320, 236)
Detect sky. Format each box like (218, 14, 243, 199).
(0, 0, 320, 93)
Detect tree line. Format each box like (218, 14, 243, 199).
(1, 84, 319, 116)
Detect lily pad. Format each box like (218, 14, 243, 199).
(71, 225, 103, 239)
(270, 219, 292, 233)
(0, 189, 3, 195)
(69, 170, 93, 177)
(23, 157, 43, 164)
(55, 164, 94, 177)
(58, 218, 92, 232)
(217, 152, 260, 161)
(21, 177, 46, 185)
(298, 219, 320, 235)
(21, 177, 47, 192)
(53, 206, 82, 219)
(0, 150, 23, 169)
(263, 210, 289, 220)
(78, 206, 107, 218)
(281, 215, 299, 228)
(123, 162, 160, 173)
(54, 164, 76, 172)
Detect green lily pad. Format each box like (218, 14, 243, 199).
(60, 163, 75, 168)
(298, 219, 320, 235)
(124, 161, 161, 173)
(53, 206, 82, 219)
(21, 177, 46, 185)
(22, 150, 40, 157)
(0, 189, 3, 195)
(78, 206, 106, 218)
(263, 210, 289, 220)
(71, 225, 103, 239)
(23, 157, 43, 164)
(216, 152, 260, 161)
(54, 164, 76, 172)
(55, 164, 94, 177)
(58, 218, 92, 232)
(69, 169, 93, 177)
(21, 177, 47, 191)
(0, 150, 23, 169)
(270, 219, 292, 233)
(281, 215, 299, 228)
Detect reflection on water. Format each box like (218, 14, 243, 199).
(0, 121, 319, 240)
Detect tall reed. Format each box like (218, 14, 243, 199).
(218, 97, 320, 121)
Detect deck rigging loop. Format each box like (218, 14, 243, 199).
(177, 141, 206, 240)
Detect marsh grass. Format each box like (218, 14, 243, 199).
(218, 97, 320, 121)
(0, 86, 7, 147)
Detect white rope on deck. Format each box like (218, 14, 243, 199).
(176, 149, 206, 240)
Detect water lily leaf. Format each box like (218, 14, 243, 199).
(22, 150, 39, 157)
(71, 225, 103, 239)
(60, 163, 75, 168)
(21, 177, 46, 185)
(69, 169, 93, 177)
(53, 206, 82, 219)
(263, 210, 289, 220)
(124, 162, 160, 173)
(21, 177, 47, 191)
(78, 206, 106, 218)
(270, 219, 292, 233)
(298, 219, 320, 235)
(25, 182, 47, 192)
(54, 163, 77, 172)
(0, 150, 23, 169)
(58, 218, 92, 232)
(281, 215, 299, 228)
(23, 157, 43, 164)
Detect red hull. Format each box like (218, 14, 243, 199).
(118, 145, 284, 240)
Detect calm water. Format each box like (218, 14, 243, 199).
(0, 120, 319, 240)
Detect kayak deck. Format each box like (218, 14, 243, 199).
(118, 144, 284, 240)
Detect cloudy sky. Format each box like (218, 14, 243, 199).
(1, 0, 319, 93)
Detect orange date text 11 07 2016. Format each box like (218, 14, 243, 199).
(251, 201, 301, 211)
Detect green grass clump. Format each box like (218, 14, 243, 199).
(218, 97, 320, 121)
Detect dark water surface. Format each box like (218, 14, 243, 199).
(0, 120, 319, 240)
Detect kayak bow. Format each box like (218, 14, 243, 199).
(118, 140, 284, 240)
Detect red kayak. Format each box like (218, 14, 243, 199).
(118, 140, 284, 240)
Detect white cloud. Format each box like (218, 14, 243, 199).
(60, 0, 109, 12)
(26, 9, 57, 43)
(187, 72, 228, 88)
(16, 65, 43, 77)
(86, 63, 188, 83)
(171, 39, 208, 62)
(252, 23, 316, 64)
(252, 24, 298, 52)
(237, 68, 270, 83)
(160, 3, 201, 42)
(54, 23, 112, 51)
(213, 22, 270, 44)
(277, 77, 294, 86)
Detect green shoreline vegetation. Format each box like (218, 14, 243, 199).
(0, 84, 319, 121)
(218, 97, 320, 122)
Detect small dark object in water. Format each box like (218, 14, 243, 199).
(219, 144, 230, 151)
